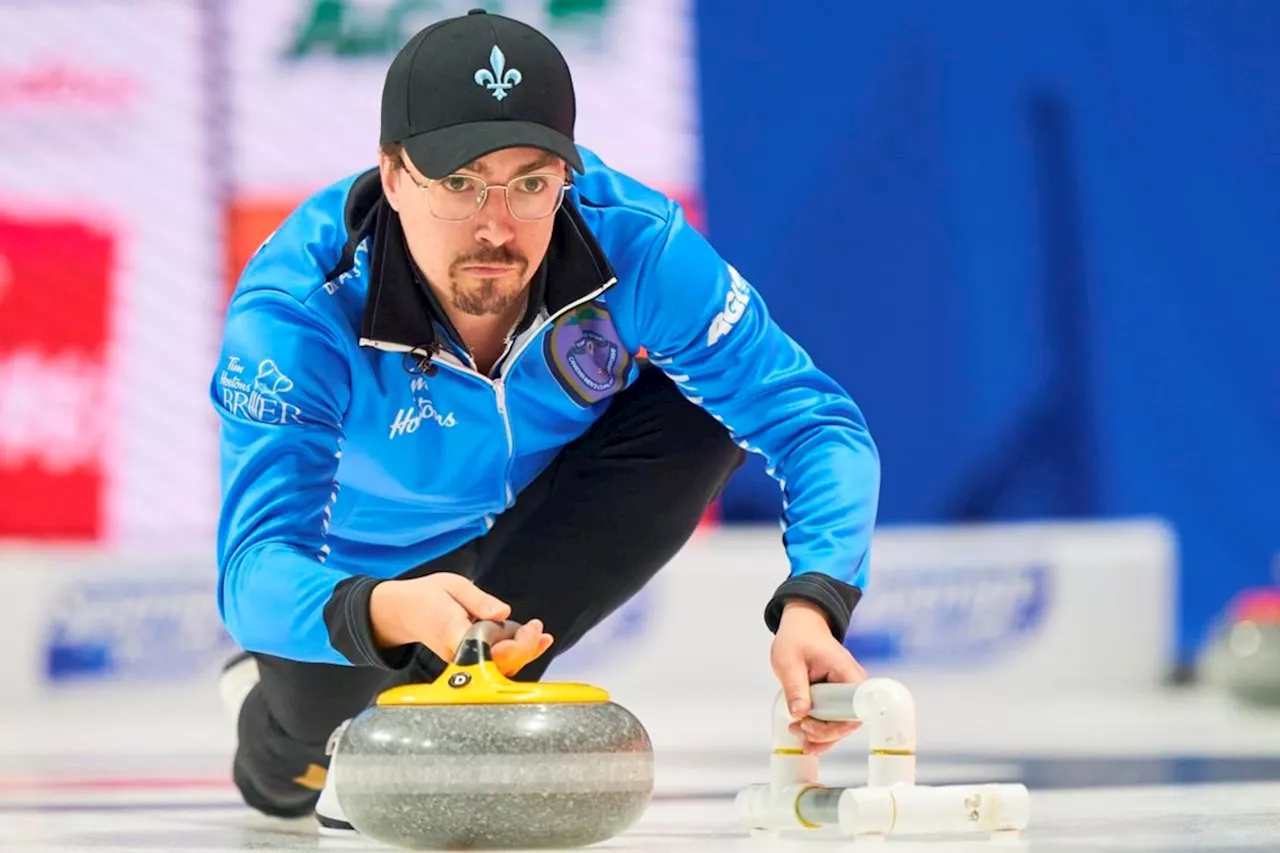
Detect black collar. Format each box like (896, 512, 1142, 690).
(328, 169, 617, 367)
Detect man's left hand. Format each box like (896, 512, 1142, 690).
(770, 599, 868, 755)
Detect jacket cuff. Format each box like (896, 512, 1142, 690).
(324, 575, 416, 670)
(763, 572, 863, 639)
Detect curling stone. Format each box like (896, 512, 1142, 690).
(1199, 587, 1280, 707)
(329, 620, 653, 850)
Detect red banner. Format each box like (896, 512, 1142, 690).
(0, 213, 113, 539)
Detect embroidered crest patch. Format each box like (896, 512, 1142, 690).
(543, 301, 631, 407)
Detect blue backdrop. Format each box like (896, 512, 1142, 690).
(694, 0, 1280, 667)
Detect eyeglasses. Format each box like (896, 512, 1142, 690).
(406, 170, 569, 221)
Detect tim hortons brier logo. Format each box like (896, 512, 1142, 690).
(218, 355, 302, 425)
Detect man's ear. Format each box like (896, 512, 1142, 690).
(378, 150, 401, 213)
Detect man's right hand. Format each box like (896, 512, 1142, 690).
(368, 573, 554, 676)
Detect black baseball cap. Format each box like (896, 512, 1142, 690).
(380, 8, 583, 179)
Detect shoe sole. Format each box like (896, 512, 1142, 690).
(317, 813, 358, 838)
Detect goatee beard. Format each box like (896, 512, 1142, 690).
(448, 247, 528, 316)
(450, 275, 525, 316)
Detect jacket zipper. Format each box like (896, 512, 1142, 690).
(365, 278, 618, 519)
(419, 355, 517, 512)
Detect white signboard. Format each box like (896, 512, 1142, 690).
(228, 0, 700, 195)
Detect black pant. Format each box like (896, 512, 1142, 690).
(232, 367, 746, 817)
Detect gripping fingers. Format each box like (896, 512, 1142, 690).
(789, 718, 861, 744)
(491, 618, 554, 676)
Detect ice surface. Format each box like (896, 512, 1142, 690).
(3, 683, 1280, 851)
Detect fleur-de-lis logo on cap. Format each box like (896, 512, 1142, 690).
(474, 45, 522, 101)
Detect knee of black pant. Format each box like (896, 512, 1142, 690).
(683, 423, 747, 503)
(642, 371, 747, 493)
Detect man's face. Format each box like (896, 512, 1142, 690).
(381, 146, 567, 318)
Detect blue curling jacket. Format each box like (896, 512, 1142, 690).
(211, 146, 879, 668)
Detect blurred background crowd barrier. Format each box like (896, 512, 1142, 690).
(0, 0, 1275, 706)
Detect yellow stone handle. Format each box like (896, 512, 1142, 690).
(374, 618, 611, 706)
(454, 619, 523, 664)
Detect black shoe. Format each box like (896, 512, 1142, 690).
(232, 756, 319, 820)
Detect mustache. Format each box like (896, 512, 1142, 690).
(451, 246, 527, 275)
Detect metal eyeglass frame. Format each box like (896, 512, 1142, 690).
(404, 170, 571, 221)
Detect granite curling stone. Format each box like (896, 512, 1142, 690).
(330, 620, 654, 850)
(1199, 588, 1280, 708)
